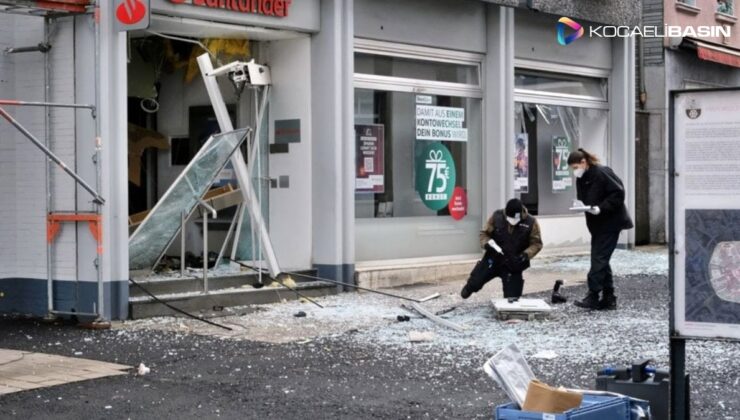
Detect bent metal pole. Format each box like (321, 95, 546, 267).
(0, 106, 105, 204)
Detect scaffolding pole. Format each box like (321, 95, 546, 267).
(0, 101, 105, 322)
(0, 106, 105, 204)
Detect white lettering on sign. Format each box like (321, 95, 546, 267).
(415, 105, 468, 142)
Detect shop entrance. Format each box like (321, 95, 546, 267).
(125, 15, 309, 287)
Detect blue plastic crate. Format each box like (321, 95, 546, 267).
(495, 394, 631, 420)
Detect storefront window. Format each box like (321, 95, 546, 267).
(355, 53, 480, 86)
(513, 102, 608, 216)
(355, 89, 479, 218)
(515, 70, 607, 101)
(353, 42, 484, 261)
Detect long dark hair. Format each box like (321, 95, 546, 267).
(567, 148, 600, 166)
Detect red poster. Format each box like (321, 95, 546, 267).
(355, 124, 385, 193)
(449, 187, 467, 220)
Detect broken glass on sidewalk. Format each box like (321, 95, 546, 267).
(129, 128, 251, 271)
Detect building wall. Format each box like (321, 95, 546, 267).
(514, 11, 612, 69)
(354, 0, 486, 52)
(481, 0, 643, 26)
(0, 15, 85, 315)
(265, 37, 313, 271)
(664, 0, 740, 48)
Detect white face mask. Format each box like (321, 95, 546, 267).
(506, 216, 520, 226)
(573, 167, 586, 178)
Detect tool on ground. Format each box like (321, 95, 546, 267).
(403, 302, 467, 332)
(551, 279, 567, 304)
(434, 306, 457, 316)
(224, 257, 324, 308)
(596, 359, 671, 419)
(286, 271, 426, 303)
(492, 298, 553, 321)
(419, 293, 441, 302)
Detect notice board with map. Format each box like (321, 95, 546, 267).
(670, 87, 740, 340)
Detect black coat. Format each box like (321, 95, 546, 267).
(576, 165, 634, 234)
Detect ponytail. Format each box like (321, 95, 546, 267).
(567, 148, 600, 166)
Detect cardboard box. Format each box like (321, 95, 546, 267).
(522, 380, 583, 413)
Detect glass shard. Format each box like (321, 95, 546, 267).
(129, 128, 251, 271)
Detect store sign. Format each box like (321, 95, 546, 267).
(670, 88, 740, 341)
(355, 124, 385, 193)
(416, 105, 467, 142)
(169, 0, 293, 18)
(449, 187, 467, 220)
(415, 142, 456, 211)
(551, 136, 572, 192)
(115, 0, 150, 31)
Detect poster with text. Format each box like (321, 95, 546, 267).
(514, 133, 529, 193)
(415, 142, 456, 211)
(355, 124, 385, 193)
(672, 88, 740, 340)
(415, 105, 467, 142)
(551, 136, 572, 192)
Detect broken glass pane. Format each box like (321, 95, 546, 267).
(234, 102, 270, 263)
(129, 128, 251, 271)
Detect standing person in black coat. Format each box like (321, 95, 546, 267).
(568, 149, 634, 310)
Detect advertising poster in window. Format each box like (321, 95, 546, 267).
(514, 133, 529, 193)
(551, 136, 572, 192)
(355, 124, 385, 193)
(415, 142, 456, 211)
(415, 104, 468, 142)
(671, 88, 740, 340)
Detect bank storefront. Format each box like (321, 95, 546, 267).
(0, 0, 634, 319)
(351, 1, 635, 275)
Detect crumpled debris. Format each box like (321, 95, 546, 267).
(137, 363, 151, 375)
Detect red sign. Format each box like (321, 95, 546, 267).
(114, 0, 150, 31)
(169, 0, 293, 18)
(449, 187, 467, 221)
(116, 0, 147, 25)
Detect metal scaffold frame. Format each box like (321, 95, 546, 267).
(0, 1, 106, 321)
(0, 100, 105, 320)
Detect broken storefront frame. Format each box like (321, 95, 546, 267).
(129, 128, 252, 271)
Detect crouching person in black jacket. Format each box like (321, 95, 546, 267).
(461, 198, 543, 300)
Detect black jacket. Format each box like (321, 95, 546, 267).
(480, 209, 543, 272)
(576, 165, 634, 234)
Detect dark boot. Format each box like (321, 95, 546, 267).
(574, 290, 600, 309)
(598, 288, 617, 310)
(460, 285, 472, 299)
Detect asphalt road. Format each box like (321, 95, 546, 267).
(0, 274, 738, 419)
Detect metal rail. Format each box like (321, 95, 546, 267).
(0, 106, 105, 204)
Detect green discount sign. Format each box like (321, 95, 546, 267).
(415, 142, 456, 211)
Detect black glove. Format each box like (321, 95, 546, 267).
(505, 253, 530, 272)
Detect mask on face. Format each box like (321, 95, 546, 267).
(573, 167, 586, 178)
(506, 216, 520, 226)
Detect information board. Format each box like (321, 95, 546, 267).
(670, 88, 740, 340)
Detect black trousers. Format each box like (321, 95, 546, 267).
(465, 254, 524, 298)
(587, 230, 621, 292)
